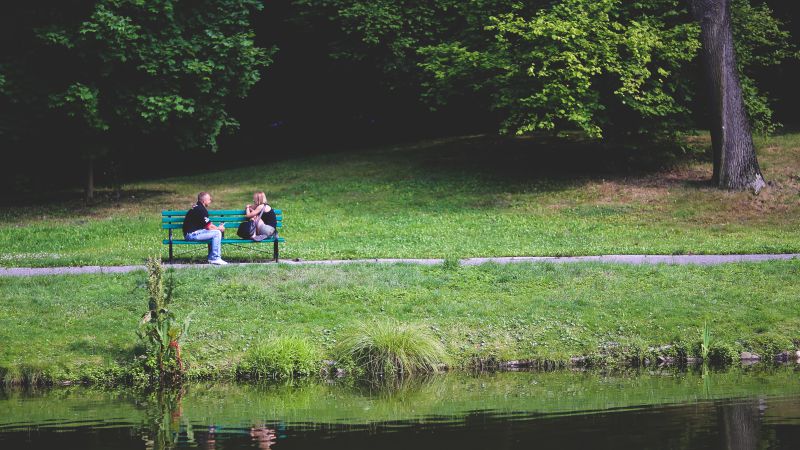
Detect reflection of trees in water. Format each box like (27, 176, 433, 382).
(129, 373, 780, 450)
(719, 399, 764, 450)
(702, 367, 766, 450)
(350, 372, 446, 398)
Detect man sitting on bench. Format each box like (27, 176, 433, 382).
(183, 192, 228, 265)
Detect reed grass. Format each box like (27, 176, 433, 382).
(335, 321, 448, 379)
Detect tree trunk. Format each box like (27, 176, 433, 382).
(690, 0, 766, 193)
(85, 157, 95, 201)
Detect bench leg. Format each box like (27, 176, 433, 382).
(274, 238, 279, 263)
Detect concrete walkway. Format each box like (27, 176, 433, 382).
(1, 253, 798, 277)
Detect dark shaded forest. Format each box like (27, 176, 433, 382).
(1, 0, 798, 195)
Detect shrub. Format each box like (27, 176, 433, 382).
(237, 336, 322, 381)
(707, 342, 738, 366)
(745, 334, 793, 358)
(335, 321, 448, 379)
(137, 257, 191, 384)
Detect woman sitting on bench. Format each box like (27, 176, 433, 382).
(245, 191, 277, 241)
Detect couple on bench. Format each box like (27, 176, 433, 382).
(183, 191, 277, 265)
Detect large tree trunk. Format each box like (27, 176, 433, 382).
(690, 0, 766, 193)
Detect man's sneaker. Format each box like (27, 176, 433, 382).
(208, 258, 228, 265)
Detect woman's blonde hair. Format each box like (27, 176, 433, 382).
(253, 191, 267, 206)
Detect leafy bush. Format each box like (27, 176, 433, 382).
(335, 321, 448, 379)
(707, 343, 738, 366)
(237, 336, 322, 381)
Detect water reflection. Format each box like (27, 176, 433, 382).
(137, 387, 281, 450)
(140, 388, 185, 450)
(719, 399, 763, 450)
(1, 367, 800, 449)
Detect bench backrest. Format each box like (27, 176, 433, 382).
(161, 209, 283, 233)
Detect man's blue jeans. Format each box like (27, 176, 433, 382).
(185, 229, 222, 261)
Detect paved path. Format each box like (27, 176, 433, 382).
(1, 254, 798, 277)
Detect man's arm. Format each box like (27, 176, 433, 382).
(203, 214, 225, 232)
(207, 222, 225, 232)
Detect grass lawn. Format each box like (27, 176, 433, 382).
(2, 261, 799, 382)
(2, 133, 800, 267)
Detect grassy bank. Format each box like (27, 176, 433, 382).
(2, 261, 799, 384)
(2, 133, 800, 267)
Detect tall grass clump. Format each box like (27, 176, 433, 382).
(237, 336, 322, 381)
(701, 321, 711, 361)
(697, 322, 736, 366)
(1, 363, 53, 387)
(335, 322, 448, 380)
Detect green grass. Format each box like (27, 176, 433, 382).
(334, 321, 448, 378)
(237, 335, 322, 381)
(1, 261, 799, 383)
(3, 133, 800, 267)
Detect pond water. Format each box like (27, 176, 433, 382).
(2, 367, 800, 449)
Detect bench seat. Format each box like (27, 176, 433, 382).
(163, 237, 286, 245)
(162, 208, 284, 262)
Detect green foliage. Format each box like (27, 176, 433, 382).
(1, 363, 54, 387)
(420, 0, 700, 139)
(707, 342, 738, 365)
(48, 83, 108, 132)
(3, 0, 274, 154)
(237, 336, 322, 381)
(138, 257, 191, 384)
(300, 0, 796, 140)
(701, 321, 711, 361)
(335, 321, 447, 379)
(696, 321, 735, 367)
(293, 0, 455, 78)
(745, 333, 793, 359)
(731, 0, 799, 135)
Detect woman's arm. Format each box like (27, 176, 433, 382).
(245, 204, 265, 219)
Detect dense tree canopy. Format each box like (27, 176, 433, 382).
(0, 0, 272, 196)
(1, 0, 798, 195)
(419, 0, 700, 140)
(297, 0, 796, 140)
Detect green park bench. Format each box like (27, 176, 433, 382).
(162, 209, 285, 263)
